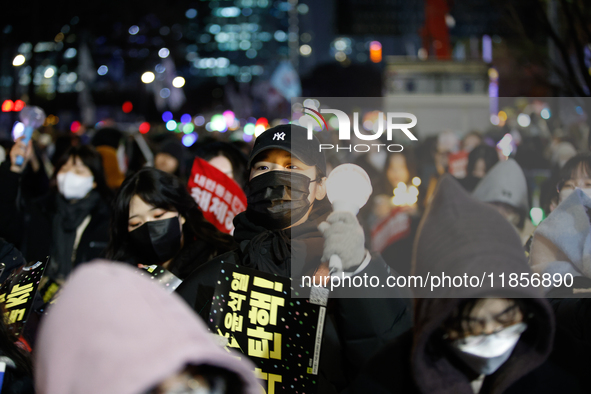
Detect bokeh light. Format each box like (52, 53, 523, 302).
(141, 72, 155, 83)
(172, 76, 185, 88)
(166, 120, 177, 131)
(12, 55, 25, 66)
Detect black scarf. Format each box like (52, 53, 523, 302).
(232, 197, 331, 277)
(50, 190, 101, 278)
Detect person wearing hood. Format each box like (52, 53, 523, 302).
(529, 154, 591, 390)
(106, 167, 236, 280)
(176, 124, 412, 393)
(0, 140, 111, 280)
(347, 175, 563, 394)
(472, 159, 534, 246)
(35, 261, 260, 394)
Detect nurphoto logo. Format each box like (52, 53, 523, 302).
(301, 105, 418, 153)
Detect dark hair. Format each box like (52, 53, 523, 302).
(106, 168, 235, 275)
(557, 153, 591, 191)
(91, 127, 123, 149)
(50, 145, 112, 201)
(198, 142, 248, 188)
(440, 298, 531, 338)
(466, 145, 499, 178)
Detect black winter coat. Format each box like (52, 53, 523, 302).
(0, 164, 110, 274)
(347, 329, 584, 394)
(176, 200, 412, 393)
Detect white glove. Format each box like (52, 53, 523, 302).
(318, 211, 366, 273)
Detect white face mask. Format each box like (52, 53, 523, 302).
(559, 187, 591, 203)
(449, 322, 527, 375)
(57, 172, 95, 200)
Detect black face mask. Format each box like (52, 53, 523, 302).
(245, 171, 313, 230)
(128, 217, 182, 265)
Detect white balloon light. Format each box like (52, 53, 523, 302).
(326, 164, 373, 215)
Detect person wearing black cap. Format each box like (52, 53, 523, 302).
(347, 175, 575, 394)
(176, 124, 412, 393)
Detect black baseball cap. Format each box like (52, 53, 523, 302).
(247, 124, 327, 175)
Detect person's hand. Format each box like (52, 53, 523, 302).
(318, 211, 366, 272)
(9, 136, 34, 173)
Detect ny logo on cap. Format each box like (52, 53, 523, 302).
(273, 132, 286, 141)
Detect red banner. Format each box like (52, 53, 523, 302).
(371, 207, 411, 253)
(448, 150, 469, 179)
(188, 157, 247, 234)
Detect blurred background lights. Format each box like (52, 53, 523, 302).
(243, 133, 253, 142)
(244, 123, 255, 135)
(297, 4, 309, 14)
(223, 110, 235, 126)
(193, 115, 205, 126)
(44, 67, 55, 78)
(128, 25, 139, 35)
(70, 121, 81, 133)
(392, 182, 419, 206)
(274, 30, 287, 42)
(211, 114, 227, 132)
(139, 122, 150, 134)
(254, 124, 266, 135)
(254, 125, 267, 138)
(182, 132, 198, 147)
(412, 177, 421, 186)
(530, 207, 544, 226)
(172, 76, 185, 88)
(517, 113, 531, 127)
(490, 114, 500, 125)
(162, 111, 173, 122)
(13, 100, 25, 111)
(141, 72, 155, 83)
(185, 8, 198, 19)
(64, 48, 77, 59)
(334, 39, 347, 51)
(299, 45, 312, 56)
(181, 114, 192, 124)
(160, 88, 170, 98)
(97, 65, 108, 76)
(2, 100, 14, 112)
(183, 123, 195, 133)
(497, 133, 514, 157)
(12, 54, 25, 66)
(370, 41, 382, 63)
(122, 101, 133, 113)
(540, 108, 551, 119)
(165, 120, 177, 131)
(158, 48, 170, 58)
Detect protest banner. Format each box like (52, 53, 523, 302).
(188, 157, 247, 234)
(209, 263, 326, 394)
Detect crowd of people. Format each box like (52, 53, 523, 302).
(0, 117, 589, 394)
